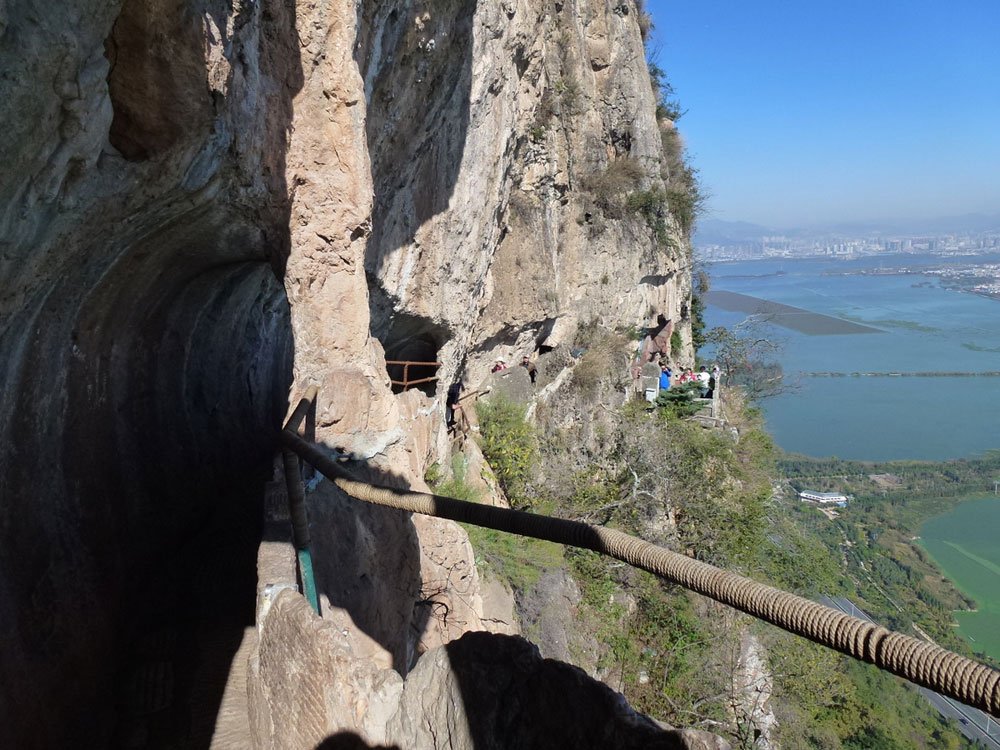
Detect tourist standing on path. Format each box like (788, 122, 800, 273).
(446, 380, 464, 429)
(698, 367, 711, 397)
(659, 365, 671, 391)
(521, 355, 537, 384)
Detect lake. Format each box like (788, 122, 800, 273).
(704, 255, 1000, 461)
(919, 495, 1000, 663)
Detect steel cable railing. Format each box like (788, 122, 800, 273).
(278, 391, 1000, 718)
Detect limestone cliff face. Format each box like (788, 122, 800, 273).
(358, 0, 691, 393)
(263, 4, 697, 743)
(0, 0, 696, 746)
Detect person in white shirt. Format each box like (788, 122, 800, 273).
(697, 366, 711, 397)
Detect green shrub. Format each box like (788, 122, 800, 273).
(647, 60, 685, 123)
(625, 188, 661, 217)
(563, 469, 622, 521)
(570, 549, 725, 727)
(623, 325, 643, 341)
(581, 158, 644, 218)
(635, 0, 653, 41)
(661, 127, 684, 179)
(626, 188, 670, 245)
(572, 348, 609, 393)
(464, 524, 563, 593)
(430, 452, 481, 503)
(691, 269, 709, 351)
(567, 549, 630, 666)
(554, 76, 582, 116)
(607, 404, 772, 567)
(669, 329, 682, 355)
(571, 326, 631, 395)
(659, 128, 705, 237)
(424, 462, 442, 485)
(654, 381, 702, 418)
(665, 185, 702, 237)
(476, 396, 538, 507)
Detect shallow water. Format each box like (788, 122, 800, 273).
(919, 495, 1000, 662)
(705, 255, 1000, 460)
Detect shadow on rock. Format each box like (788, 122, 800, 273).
(315, 732, 401, 750)
(354, 0, 477, 337)
(305, 460, 429, 675)
(385, 631, 731, 749)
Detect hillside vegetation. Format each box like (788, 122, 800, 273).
(781, 452, 1000, 664)
(434, 329, 974, 749)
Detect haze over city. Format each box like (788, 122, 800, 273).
(645, 0, 1000, 228)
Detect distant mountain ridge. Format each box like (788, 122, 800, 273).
(695, 213, 1000, 247)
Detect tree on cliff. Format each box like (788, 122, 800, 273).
(706, 320, 787, 402)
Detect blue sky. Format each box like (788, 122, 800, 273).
(645, 0, 1000, 227)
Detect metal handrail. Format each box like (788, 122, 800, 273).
(385, 360, 442, 391)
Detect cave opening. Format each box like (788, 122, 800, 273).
(94, 250, 295, 748)
(1, 0, 306, 743)
(1, 206, 294, 747)
(379, 313, 449, 397)
(535, 316, 560, 354)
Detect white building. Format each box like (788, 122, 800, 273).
(799, 490, 848, 507)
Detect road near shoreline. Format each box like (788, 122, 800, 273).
(820, 595, 1000, 748)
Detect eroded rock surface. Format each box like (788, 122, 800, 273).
(2, 0, 298, 745)
(387, 632, 731, 750)
(2, 0, 699, 745)
(251, 599, 729, 750)
(357, 0, 692, 393)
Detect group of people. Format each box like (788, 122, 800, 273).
(447, 347, 723, 437)
(447, 354, 537, 432)
(659, 362, 721, 399)
(491, 355, 537, 384)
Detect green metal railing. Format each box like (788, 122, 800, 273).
(281, 385, 321, 615)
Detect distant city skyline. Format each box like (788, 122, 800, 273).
(695, 216, 1000, 269)
(645, 0, 1000, 227)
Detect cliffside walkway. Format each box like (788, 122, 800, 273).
(804, 370, 1000, 378)
(279, 389, 1000, 720)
